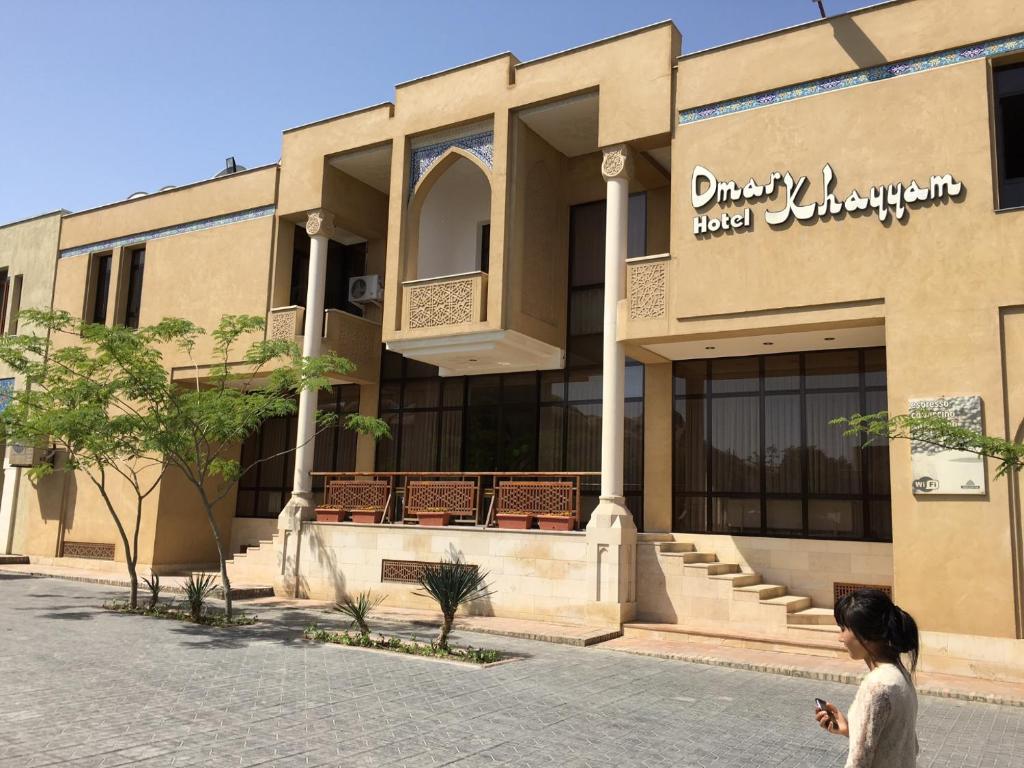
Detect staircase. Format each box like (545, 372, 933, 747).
(224, 533, 281, 588)
(629, 538, 844, 658)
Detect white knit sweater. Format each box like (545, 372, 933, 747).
(845, 663, 919, 768)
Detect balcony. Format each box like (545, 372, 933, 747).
(401, 271, 487, 332)
(268, 305, 381, 384)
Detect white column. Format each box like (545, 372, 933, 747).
(281, 209, 333, 528)
(584, 145, 637, 624)
(0, 460, 21, 554)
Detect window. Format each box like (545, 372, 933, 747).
(123, 247, 145, 329)
(289, 226, 367, 317)
(995, 62, 1024, 209)
(235, 385, 361, 518)
(0, 269, 8, 335)
(672, 348, 891, 541)
(479, 223, 490, 273)
(91, 253, 112, 324)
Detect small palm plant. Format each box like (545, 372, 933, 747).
(184, 573, 218, 622)
(335, 590, 385, 639)
(415, 557, 493, 651)
(141, 572, 161, 610)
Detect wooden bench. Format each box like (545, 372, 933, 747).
(488, 480, 578, 528)
(403, 479, 480, 525)
(315, 477, 393, 523)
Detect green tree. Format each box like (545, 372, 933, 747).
(133, 313, 388, 618)
(833, 410, 1024, 477)
(0, 310, 389, 619)
(0, 310, 176, 608)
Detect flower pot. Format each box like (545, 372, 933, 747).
(496, 513, 535, 530)
(349, 508, 384, 525)
(315, 509, 347, 523)
(536, 515, 576, 531)
(418, 510, 452, 526)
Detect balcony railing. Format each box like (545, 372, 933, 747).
(267, 306, 380, 382)
(310, 471, 598, 530)
(401, 271, 487, 331)
(625, 253, 670, 321)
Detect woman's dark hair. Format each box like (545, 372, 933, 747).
(834, 588, 919, 672)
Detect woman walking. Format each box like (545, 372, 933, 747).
(814, 588, 920, 767)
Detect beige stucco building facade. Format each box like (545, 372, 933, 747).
(3, 0, 1024, 681)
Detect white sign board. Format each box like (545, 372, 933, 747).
(909, 396, 985, 495)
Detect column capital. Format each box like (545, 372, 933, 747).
(305, 209, 335, 238)
(601, 144, 633, 182)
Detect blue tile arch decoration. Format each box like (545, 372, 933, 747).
(408, 131, 494, 198)
(679, 32, 1024, 126)
(58, 205, 277, 260)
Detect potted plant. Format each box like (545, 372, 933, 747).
(348, 506, 384, 525)
(495, 509, 534, 530)
(418, 506, 451, 526)
(535, 510, 576, 531)
(315, 507, 348, 523)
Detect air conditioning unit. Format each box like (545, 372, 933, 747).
(7, 443, 52, 468)
(348, 274, 383, 305)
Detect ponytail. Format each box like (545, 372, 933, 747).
(834, 588, 920, 672)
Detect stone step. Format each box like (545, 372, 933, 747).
(684, 562, 739, 576)
(733, 583, 787, 601)
(788, 607, 837, 626)
(662, 551, 717, 564)
(708, 571, 762, 588)
(622, 621, 849, 659)
(761, 594, 812, 613)
(657, 542, 696, 553)
(0, 555, 29, 565)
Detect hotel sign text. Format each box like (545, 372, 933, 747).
(691, 164, 964, 236)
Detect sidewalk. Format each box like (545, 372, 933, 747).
(5, 563, 1023, 707)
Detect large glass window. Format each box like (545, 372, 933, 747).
(235, 385, 361, 518)
(90, 253, 112, 325)
(672, 349, 890, 541)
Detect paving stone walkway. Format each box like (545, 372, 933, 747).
(1, 574, 1022, 767)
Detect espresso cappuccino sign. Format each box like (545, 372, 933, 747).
(691, 164, 963, 235)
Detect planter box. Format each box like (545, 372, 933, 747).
(349, 508, 384, 525)
(496, 513, 534, 530)
(315, 509, 347, 523)
(418, 511, 452, 527)
(536, 515, 576, 531)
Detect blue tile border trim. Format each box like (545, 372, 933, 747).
(408, 131, 493, 197)
(679, 33, 1024, 125)
(58, 205, 276, 259)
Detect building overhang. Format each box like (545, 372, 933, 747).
(386, 329, 564, 377)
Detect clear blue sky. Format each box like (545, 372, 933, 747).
(0, 0, 872, 224)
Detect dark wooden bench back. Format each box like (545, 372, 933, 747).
(494, 480, 576, 517)
(403, 479, 479, 524)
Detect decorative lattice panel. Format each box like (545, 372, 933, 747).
(270, 308, 301, 340)
(381, 559, 479, 584)
(404, 480, 478, 516)
(627, 261, 667, 320)
(495, 481, 575, 515)
(62, 541, 115, 560)
(321, 480, 389, 510)
(407, 279, 474, 329)
(834, 582, 893, 603)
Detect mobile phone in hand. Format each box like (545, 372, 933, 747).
(815, 698, 836, 729)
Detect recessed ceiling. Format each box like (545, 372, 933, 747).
(518, 92, 599, 158)
(645, 146, 671, 175)
(643, 325, 885, 361)
(329, 144, 392, 194)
